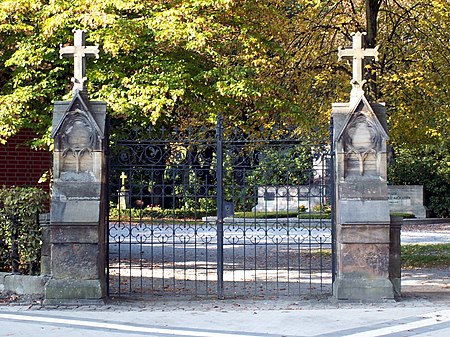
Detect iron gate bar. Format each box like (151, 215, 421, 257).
(105, 115, 110, 297)
(330, 116, 336, 284)
(216, 114, 225, 299)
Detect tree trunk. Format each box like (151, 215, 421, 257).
(365, 0, 381, 100)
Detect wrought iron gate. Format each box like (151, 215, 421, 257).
(107, 117, 334, 299)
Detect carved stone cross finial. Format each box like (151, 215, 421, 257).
(338, 32, 378, 100)
(60, 30, 99, 93)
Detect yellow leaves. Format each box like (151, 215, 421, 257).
(314, 71, 331, 86)
(425, 128, 441, 139)
(41, 0, 147, 38)
(431, 0, 450, 18)
(382, 70, 427, 93)
(0, 0, 40, 34)
(79, 11, 116, 29)
(41, 11, 71, 37)
(0, 0, 42, 17)
(98, 19, 146, 56)
(216, 77, 260, 100)
(150, 3, 217, 54)
(0, 88, 32, 142)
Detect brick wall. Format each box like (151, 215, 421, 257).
(0, 129, 51, 191)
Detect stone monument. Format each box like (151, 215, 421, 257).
(332, 32, 395, 300)
(388, 185, 427, 218)
(252, 186, 323, 213)
(45, 30, 107, 304)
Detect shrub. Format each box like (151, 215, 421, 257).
(0, 186, 49, 274)
(108, 203, 213, 220)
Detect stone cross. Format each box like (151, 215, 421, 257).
(60, 30, 99, 93)
(120, 172, 127, 190)
(338, 32, 378, 99)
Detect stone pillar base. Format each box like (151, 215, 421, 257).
(44, 279, 104, 305)
(333, 277, 394, 301)
(332, 223, 395, 301)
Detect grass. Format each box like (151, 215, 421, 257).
(401, 243, 450, 269)
(308, 245, 450, 270)
(305, 245, 450, 269)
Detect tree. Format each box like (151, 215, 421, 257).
(1, 0, 449, 215)
(0, 0, 313, 146)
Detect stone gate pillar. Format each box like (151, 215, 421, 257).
(332, 32, 395, 300)
(44, 30, 107, 305)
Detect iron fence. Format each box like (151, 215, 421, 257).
(107, 117, 334, 299)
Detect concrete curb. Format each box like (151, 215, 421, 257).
(0, 272, 49, 296)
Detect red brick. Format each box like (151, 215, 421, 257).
(0, 129, 51, 191)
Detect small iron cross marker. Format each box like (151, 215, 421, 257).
(338, 32, 378, 98)
(60, 29, 99, 93)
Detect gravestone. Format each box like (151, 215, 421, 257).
(252, 153, 329, 213)
(252, 186, 322, 213)
(332, 32, 395, 300)
(118, 172, 130, 209)
(252, 185, 426, 218)
(45, 30, 107, 305)
(388, 185, 427, 218)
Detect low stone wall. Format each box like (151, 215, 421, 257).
(0, 272, 48, 296)
(0, 213, 51, 298)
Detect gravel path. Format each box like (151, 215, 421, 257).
(402, 223, 450, 232)
(402, 222, 450, 244)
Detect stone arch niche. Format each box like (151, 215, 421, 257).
(51, 91, 104, 181)
(343, 113, 379, 177)
(58, 109, 97, 173)
(337, 96, 388, 180)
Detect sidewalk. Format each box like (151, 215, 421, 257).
(1, 294, 450, 337)
(1, 269, 449, 337)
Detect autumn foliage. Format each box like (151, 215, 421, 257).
(0, 0, 448, 215)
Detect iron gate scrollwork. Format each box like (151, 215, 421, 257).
(107, 118, 334, 299)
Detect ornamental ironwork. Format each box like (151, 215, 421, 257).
(107, 117, 334, 299)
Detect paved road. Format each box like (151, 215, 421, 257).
(402, 231, 450, 244)
(108, 221, 450, 256)
(109, 220, 333, 245)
